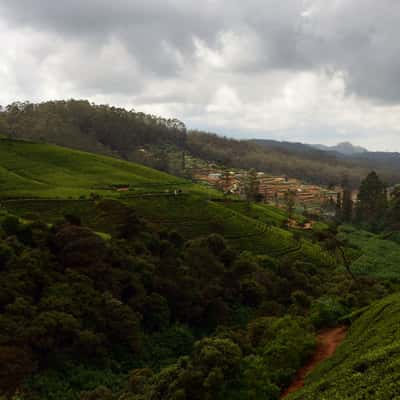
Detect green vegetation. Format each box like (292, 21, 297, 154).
(222, 201, 289, 226)
(0, 139, 184, 198)
(0, 205, 385, 400)
(0, 135, 399, 400)
(355, 171, 388, 230)
(0, 139, 332, 265)
(124, 316, 316, 400)
(288, 293, 400, 399)
(3, 100, 400, 188)
(338, 225, 400, 280)
(187, 131, 400, 188)
(0, 100, 186, 159)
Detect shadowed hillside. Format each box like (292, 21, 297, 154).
(3, 100, 400, 188)
(288, 293, 400, 399)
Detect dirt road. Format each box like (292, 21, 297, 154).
(280, 325, 347, 398)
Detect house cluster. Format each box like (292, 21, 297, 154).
(192, 169, 339, 210)
(258, 174, 338, 207)
(192, 169, 241, 192)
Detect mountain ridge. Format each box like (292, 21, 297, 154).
(310, 141, 368, 155)
(2, 100, 400, 188)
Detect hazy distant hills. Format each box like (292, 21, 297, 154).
(253, 138, 400, 167)
(311, 141, 368, 156)
(252, 139, 368, 157)
(250, 138, 400, 185)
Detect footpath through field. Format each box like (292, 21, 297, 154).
(280, 325, 347, 398)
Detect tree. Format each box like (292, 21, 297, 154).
(0, 115, 9, 136)
(80, 386, 114, 400)
(0, 346, 36, 395)
(284, 190, 296, 218)
(318, 226, 356, 280)
(356, 171, 387, 229)
(244, 169, 260, 205)
(1, 216, 20, 237)
(388, 185, 400, 229)
(0, 242, 13, 270)
(154, 149, 170, 172)
(341, 175, 353, 222)
(335, 192, 342, 220)
(139, 293, 170, 332)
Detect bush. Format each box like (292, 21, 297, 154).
(0, 242, 13, 270)
(1, 216, 20, 237)
(310, 296, 349, 328)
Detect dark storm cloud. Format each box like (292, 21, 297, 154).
(2, 0, 400, 102)
(0, 0, 226, 78)
(298, 0, 400, 103)
(2, 0, 400, 152)
(0, 1, 308, 78)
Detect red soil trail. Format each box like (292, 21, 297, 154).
(280, 325, 348, 398)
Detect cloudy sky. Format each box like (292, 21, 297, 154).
(1, 0, 400, 150)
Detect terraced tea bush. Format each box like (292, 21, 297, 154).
(288, 293, 400, 400)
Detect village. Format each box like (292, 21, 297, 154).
(131, 147, 360, 216)
(191, 166, 350, 215)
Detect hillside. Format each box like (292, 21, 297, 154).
(4, 3, 400, 400)
(252, 138, 400, 185)
(338, 226, 400, 280)
(0, 138, 184, 198)
(0, 139, 394, 400)
(3, 100, 400, 188)
(188, 133, 400, 188)
(0, 139, 329, 262)
(0, 100, 186, 159)
(288, 293, 400, 399)
(311, 141, 368, 155)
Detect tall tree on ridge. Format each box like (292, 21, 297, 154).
(244, 169, 260, 207)
(335, 192, 342, 221)
(284, 189, 296, 219)
(341, 175, 353, 222)
(356, 171, 387, 229)
(387, 185, 400, 229)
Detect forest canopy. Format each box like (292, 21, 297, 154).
(1, 100, 400, 188)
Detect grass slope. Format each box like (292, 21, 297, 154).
(339, 225, 400, 280)
(288, 293, 400, 399)
(0, 138, 184, 198)
(0, 139, 334, 265)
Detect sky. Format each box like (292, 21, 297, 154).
(1, 0, 400, 151)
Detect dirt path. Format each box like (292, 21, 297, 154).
(280, 326, 347, 398)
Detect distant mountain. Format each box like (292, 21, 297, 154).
(251, 139, 336, 158)
(249, 138, 400, 186)
(311, 141, 368, 156)
(3, 100, 400, 188)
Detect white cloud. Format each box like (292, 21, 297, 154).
(1, 0, 400, 151)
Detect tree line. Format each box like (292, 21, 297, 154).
(0, 100, 187, 159)
(0, 198, 386, 399)
(335, 171, 400, 232)
(1, 100, 400, 188)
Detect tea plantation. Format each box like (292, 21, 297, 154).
(0, 138, 184, 198)
(288, 293, 400, 399)
(0, 139, 334, 265)
(338, 225, 400, 280)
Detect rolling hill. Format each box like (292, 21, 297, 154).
(0, 138, 184, 199)
(3, 100, 400, 189)
(311, 141, 368, 155)
(0, 138, 334, 267)
(338, 225, 400, 280)
(288, 293, 400, 399)
(0, 138, 396, 400)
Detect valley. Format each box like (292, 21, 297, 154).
(0, 104, 400, 400)
(3, 1, 400, 398)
